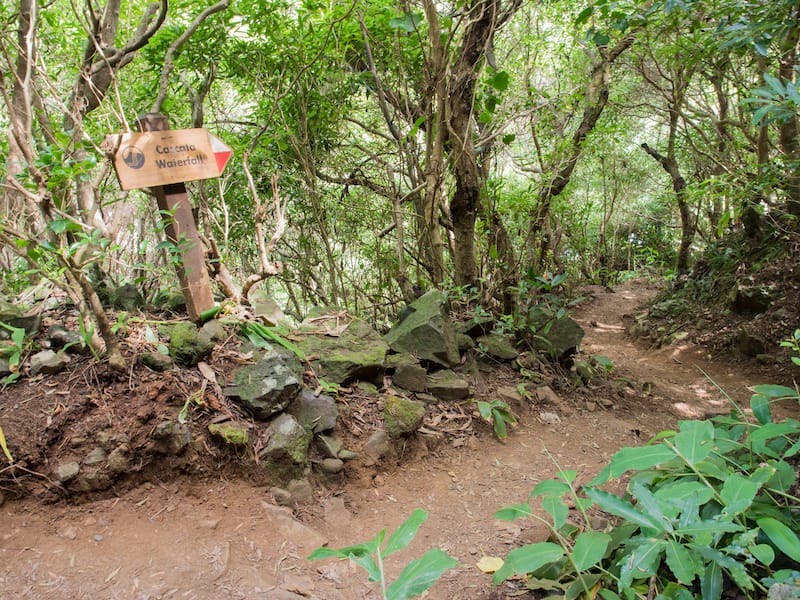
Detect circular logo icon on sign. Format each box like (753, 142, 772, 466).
(121, 146, 145, 169)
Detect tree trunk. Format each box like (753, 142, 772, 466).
(778, 8, 800, 216)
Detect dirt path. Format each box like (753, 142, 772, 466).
(0, 280, 787, 600)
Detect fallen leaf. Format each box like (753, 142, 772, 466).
(476, 556, 504, 573)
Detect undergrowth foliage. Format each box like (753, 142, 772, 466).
(492, 385, 800, 599)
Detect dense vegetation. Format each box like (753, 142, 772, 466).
(1, 0, 799, 366)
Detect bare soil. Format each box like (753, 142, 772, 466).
(1, 279, 797, 600)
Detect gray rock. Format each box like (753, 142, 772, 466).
(384, 290, 460, 367)
(286, 390, 338, 433)
(200, 319, 228, 343)
(83, 447, 107, 465)
(393, 363, 428, 393)
(476, 333, 519, 360)
(363, 429, 391, 464)
(107, 446, 130, 474)
(287, 478, 314, 505)
(0, 358, 10, 377)
(141, 351, 173, 371)
(30, 350, 71, 376)
(259, 414, 312, 465)
(47, 325, 87, 354)
(0, 314, 41, 338)
(526, 306, 584, 361)
(110, 282, 145, 311)
(497, 386, 524, 408)
(54, 461, 80, 483)
(320, 458, 344, 474)
(224, 350, 303, 420)
(737, 328, 766, 357)
(383, 396, 426, 438)
(316, 434, 343, 458)
(731, 284, 773, 315)
(270, 486, 293, 507)
(298, 319, 388, 385)
(169, 322, 214, 367)
(427, 370, 470, 401)
(250, 294, 291, 328)
(151, 421, 191, 455)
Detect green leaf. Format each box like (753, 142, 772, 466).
(389, 11, 422, 33)
(618, 538, 666, 589)
(488, 70, 510, 92)
(351, 551, 382, 583)
(386, 548, 457, 600)
(665, 540, 700, 584)
(719, 474, 760, 516)
(502, 134, 516, 145)
(585, 488, 666, 533)
(531, 479, 571, 498)
(750, 422, 800, 442)
(572, 531, 611, 571)
(589, 444, 676, 484)
(695, 546, 753, 590)
(660, 582, 694, 600)
(673, 420, 714, 465)
(629, 480, 673, 532)
(598, 589, 622, 600)
(701, 560, 723, 600)
(750, 394, 772, 424)
(575, 6, 594, 25)
(384, 509, 427, 556)
(492, 542, 564, 584)
(494, 503, 532, 521)
(542, 495, 568, 529)
(749, 543, 775, 566)
(478, 110, 492, 124)
(751, 384, 797, 400)
(758, 518, 800, 562)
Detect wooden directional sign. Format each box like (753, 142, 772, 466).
(111, 128, 231, 191)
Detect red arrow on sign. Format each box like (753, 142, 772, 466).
(208, 133, 232, 174)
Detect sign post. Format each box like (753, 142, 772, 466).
(133, 113, 216, 321)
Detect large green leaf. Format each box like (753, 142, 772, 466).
(673, 420, 715, 465)
(750, 394, 772, 425)
(618, 538, 666, 589)
(589, 444, 676, 485)
(630, 480, 673, 532)
(384, 509, 427, 557)
(571, 531, 611, 571)
(585, 488, 667, 533)
(750, 384, 798, 400)
(531, 479, 571, 498)
(492, 542, 564, 584)
(386, 548, 457, 600)
(695, 546, 753, 590)
(758, 518, 800, 562)
(720, 474, 760, 516)
(701, 561, 723, 600)
(542, 495, 568, 529)
(665, 540, 701, 584)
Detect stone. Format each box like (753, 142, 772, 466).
(384, 290, 460, 367)
(250, 294, 291, 328)
(730, 284, 773, 315)
(535, 385, 563, 406)
(151, 421, 191, 455)
(223, 350, 303, 420)
(47, 324, 87, 354)
(392, 363, 428, 393)
(363, 429, 391, 464)
(737, 328, 766, 357)
(427, 369, 470, 401)
(415, 392, 438, 404)
(316, 434, 343, 459)
(383, 396, 426, 438)
(54, 461, 80, 483)
(270, 486, 293, 507)
(169, 322, 214, 367)
(110, 282, 145, 311)
(476, 333, 519, 361)
(200, 319, 228, 343)
(497, 386, 524, 408)
(320, 458, 344, 474)
(287, 478, 314, 505)
(0, 314, 41, 338)
(260, 501, 327, 552)
(0, 358, 10, 377)
(538, 412, 561, 425)
(526, 306, 585, 362)
(83, 447, 107, 466)
(259, 414, 312, 465)
(107, 446, 130, 474)
(299, 319, 388, 385)
(286, 390, 338, 433)
(141, 351, 173, 371)
(458, 315, 495, 338)
(208, 421, 250, 446)
(29, 350, 71, 376)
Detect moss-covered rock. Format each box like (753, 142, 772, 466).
(208, 421, 250, 447)
(169, 322, 214, 367)
(382, 395, 425, 438)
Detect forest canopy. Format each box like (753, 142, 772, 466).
(1, 0, 798, 364)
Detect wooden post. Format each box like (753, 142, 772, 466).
(136, 113, 214, 321)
